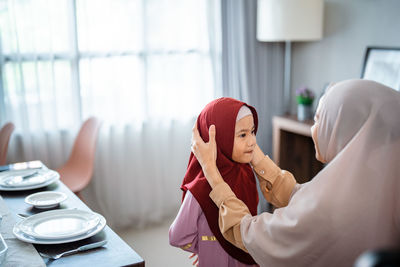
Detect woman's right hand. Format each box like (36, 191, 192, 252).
(191, 121, 217, 171)
(191, 121, 224, 188)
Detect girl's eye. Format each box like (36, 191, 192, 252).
(240, 133, 246, 138)
(251, 130, 255, 135)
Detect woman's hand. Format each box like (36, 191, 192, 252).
(189, 253, 199, 266)
(250, 144, 265, 167)
(191, 121, 224, 188)
(191, 122, 217, 170)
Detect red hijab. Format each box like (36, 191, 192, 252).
(181, 97, 258, 264)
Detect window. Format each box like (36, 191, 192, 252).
(0, 0, 221, 129)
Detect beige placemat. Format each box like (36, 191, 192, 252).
(0, 195, 45, 267)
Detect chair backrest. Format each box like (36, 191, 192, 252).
(0, 122, 15, 165)
(57, 117, 101, 193)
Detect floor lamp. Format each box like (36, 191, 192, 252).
(257, 0, 324, 114)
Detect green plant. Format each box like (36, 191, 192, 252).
(295, 87, 315, 105)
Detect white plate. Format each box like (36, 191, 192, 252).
(25, 191, 68, 209)
(0, 169, 43, 187)
(16, 209, 101, 240)
(13, 214, 106, 245)
(0, 169, 59, 191)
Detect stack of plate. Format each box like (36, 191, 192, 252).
(0, 169, 59, 191)
(13, 209, 106, 244)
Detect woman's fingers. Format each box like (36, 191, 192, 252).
(191, 120, 202, 148)
(209, 125, 216, 144)
(208, 125, 217, 161)
(191, 120, 216, 146)
(191, 122, 217, 167)
(191, 120, 198, 136)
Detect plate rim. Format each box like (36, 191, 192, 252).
(17, 209, 101, 240)
(13, 215, 106, 244)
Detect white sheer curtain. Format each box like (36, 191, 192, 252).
(0, 0, 221, 228)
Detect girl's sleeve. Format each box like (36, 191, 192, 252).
(252, 155, 297, 208)
(169, 191, 200, 253)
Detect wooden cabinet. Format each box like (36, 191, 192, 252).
(272, 115, 324, 184)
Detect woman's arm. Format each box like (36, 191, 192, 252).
(209, 181, 252, 252)
(251, 144, 297, 208)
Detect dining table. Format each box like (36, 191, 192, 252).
(0, 174, 145, 267)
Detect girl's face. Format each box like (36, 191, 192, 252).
(232, 115, 256, 163)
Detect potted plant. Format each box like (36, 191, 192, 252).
(295, 87, 315, 121)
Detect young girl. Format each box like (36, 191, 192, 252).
(169, 97, 263, 266)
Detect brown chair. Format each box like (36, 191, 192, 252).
(0, 122, 15, 165)
(57, 117, 101, 199)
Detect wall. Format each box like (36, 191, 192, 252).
(291, 0, 400, 113)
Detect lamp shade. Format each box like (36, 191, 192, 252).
(257, 0, 324, 42)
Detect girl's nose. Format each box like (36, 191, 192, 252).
(248, 135, 256, 146)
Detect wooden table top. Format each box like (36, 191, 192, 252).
(0, 180, 145, 267)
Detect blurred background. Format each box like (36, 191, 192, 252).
(1, 0, 400, 265)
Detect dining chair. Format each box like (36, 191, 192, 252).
(0, 122, 15, 166)
(57, 117, 101, 199)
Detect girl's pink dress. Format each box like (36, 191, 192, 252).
(169, 191, 257, 267)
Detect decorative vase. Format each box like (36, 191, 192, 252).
(297, 104, 313, 121)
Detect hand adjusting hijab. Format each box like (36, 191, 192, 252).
(181, 97, 259, 265)
(240, 79, 400, 267)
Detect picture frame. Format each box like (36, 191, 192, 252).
(361, 46, 400, 91)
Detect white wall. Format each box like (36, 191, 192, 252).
(290, 0, 400, 113)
